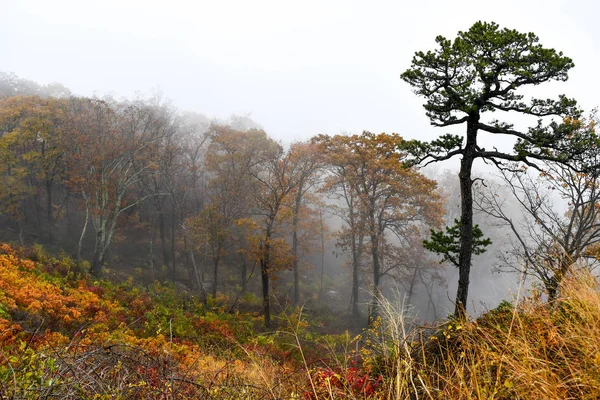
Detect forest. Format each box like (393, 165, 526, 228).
(0, 21, 599, 399)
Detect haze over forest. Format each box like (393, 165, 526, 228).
(2, 0, 599, 144)
(1, 0, 599, 324)
(0, 69, 551, 322)
(1, 2, 600, 398)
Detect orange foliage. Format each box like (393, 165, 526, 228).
(0, 243, 300, 398)
(0, 244, 115, 328)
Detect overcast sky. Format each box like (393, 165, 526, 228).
(2, 0, 599, 145)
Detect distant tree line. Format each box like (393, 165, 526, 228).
(0, 75, 446, 327)
(2, 20, 599, 326)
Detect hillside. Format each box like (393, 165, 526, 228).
(0, 243, 599, 399)
(0, 243, 312, 398)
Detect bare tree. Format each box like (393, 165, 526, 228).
(475, 152, 600, 300)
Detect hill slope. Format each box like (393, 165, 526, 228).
(0, 243, 599, 399)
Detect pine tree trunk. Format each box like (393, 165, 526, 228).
(455, 115, 478, 318)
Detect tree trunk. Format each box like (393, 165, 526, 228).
(170, 214, 176, 281)
(350, 235, 363, 322)
(46, 178, 53, 243)
(157, 203, 170, 268)
(66, 191, 72, 238)
(547, 255, 573, 302)
(32, 191, 42, 228)
(149, 239, 156, 281)
(455, 115, 478, 318)
(406, 264, 419, 307)
(546, 277, 559, 302)
(77, 203, 89, 263)
(369, 229, 381, 325)
(181, 223, 206, 302)
(261, 222, 273, 328)
(17, 219, 25, 246)
(191, 248, 206, 303)
(292, 202, 300, 307)
(240, 254, 247, 294)
(90, 229, 105, 277)
(261, 244, 271, 327)
(184, 248, 192, 282)
(319, 209, 325, 301)
(292, 178, 306, 307)
(212, 255, 220, 299)
(423, 278, 438, 321)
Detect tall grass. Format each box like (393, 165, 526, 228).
(298, 270, 600, 399)
(360, 270, 600, 399)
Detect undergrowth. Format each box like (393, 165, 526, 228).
(0, 243, 599, 399)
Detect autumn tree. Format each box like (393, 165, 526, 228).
(194, 125, 271, 297)
(0, 97, 37, 243)
(401, 21, 597, 317)
(28, 99, 69, 243)
(287, 142, 323, 307)
(161, 113, 208, 282)
(315, 135, 367, 320)
(136, 99, 184, 276)
(134, 105, 209, 291)
(0, 96, 68, 244)
(63, 97, 162, 276)
(317, 132, 443, 322)
(187, 204, 229, 298)
(244, 132, 310, 327)
(175, 120, 210, 286)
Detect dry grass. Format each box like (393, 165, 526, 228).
(298, 270, 600, 399)
(376, 270, 600, 400)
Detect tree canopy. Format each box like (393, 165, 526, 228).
(401, 21, 599, 317)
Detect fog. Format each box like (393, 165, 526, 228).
(2, 2, 600, 328)
(2, 0, 599, 145)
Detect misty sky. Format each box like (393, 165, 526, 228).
(2, 0, 599, 145)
